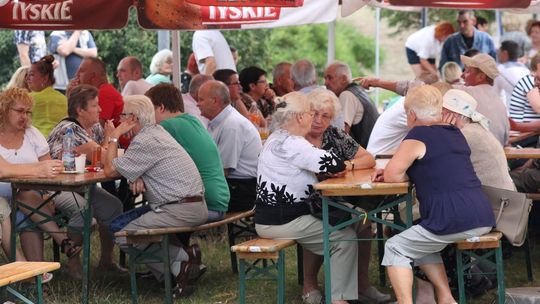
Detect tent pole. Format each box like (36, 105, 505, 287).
(327, 20, 336, 65)
(375, 7, 380, 107)
(172, 30, 182, 89)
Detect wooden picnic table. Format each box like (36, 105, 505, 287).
(1, 171, 115, 304)
(313, 168, 411, 304)
(508, 131, 538, 145)
(504, 147, 540, 159)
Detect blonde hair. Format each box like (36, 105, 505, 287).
(404, 85, 442, 121)
(270, 91, 311, 131)
(307, 88, 341, 119)
(123, 95, 156, 128)
(441, 62, 463, 84)
(503, 14, 521, 32)
(0, 87, 34, 130)
(6, 66, 30, 91)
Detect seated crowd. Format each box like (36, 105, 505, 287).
(1, 23, 539, 303)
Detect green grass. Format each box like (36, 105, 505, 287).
(2, 232, 539, 303)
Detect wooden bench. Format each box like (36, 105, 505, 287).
(455, 231, 504, 304)
(231, 238, 297, 304)
(113, 209, 255, 304)
(0, 261, 60, 304)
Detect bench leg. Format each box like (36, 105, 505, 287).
(277, 250, 286, 304)
(162, 235, 173, 304)
(238, 258, 247, 304)
(296, 244, 304, 285)
(228, 223, 239, 274)
(495, 244, 505, 304)
(128, 245, 139, 304)
(456, 248, 466, 304)
(35, 274, 43, 304)
(524, 234, 534, 282)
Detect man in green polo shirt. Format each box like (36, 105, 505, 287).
(146, 84, 230, 221)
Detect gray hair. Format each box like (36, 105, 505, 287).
(291, 59, 316, 89)
(123, 95, 156, 128)
(307, 88, 341, 119)
(149, 49, 173, 75)
(202, 80, 231, 106)
(404, 85, 442, 122)
(327, 61, 352, 83)
(273, 62, 291, 80)
(189, 74, 213, 96)
(270, 91, 311, 132)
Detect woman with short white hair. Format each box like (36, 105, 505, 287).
(372, 85, 495, 304)
(256, 91, 357, 304)
(146, 49, 173, 85)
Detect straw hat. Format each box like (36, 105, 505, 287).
(442, 89, 490, 129)
(460, 54, 500, 79)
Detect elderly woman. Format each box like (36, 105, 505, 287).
(103, 95, 207, 297)
(146, 49, 173, 85)
(27, 55, 67, 137)
(47, 85, 123, 272)
(372, 85, 495, 304)
(255, 92, 356, 304)
(302, 89, 388, 303)
(0, 87, 85, 277)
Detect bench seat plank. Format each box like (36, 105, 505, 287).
(231, 238, 296, 253)
(115, 209, 255, 238)
(456, 231, 502, 250)
(0, 262, 60, 287)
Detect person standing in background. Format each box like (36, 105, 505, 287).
(13, 30, 46, 67)
(48, 30, 98, 93)
(192, 30, 236, 75)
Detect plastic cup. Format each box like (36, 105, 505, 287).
(75, 155, 86, 173)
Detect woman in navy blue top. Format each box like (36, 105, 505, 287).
(372, 85, 495, 304)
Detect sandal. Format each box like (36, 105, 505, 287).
(60, 238, 82, 258)
(302, 289, 323, 304)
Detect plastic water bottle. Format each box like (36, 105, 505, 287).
(62, 127, 76, 171)
(248, 102, 261, 127)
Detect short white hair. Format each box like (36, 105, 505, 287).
(123, 95, 156, 128)
(404, 85, 442, 121)
(270, 92, 311, 131)
(307, 88, 341, 119)
(291, 59, 316, 88)
(327, 61, 352, 83)
(149, 49, 173, 75)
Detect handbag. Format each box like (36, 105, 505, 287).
(481, 185, 533, 246)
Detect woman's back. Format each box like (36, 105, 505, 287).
(405, 125, 495, 234)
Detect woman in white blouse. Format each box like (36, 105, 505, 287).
(254, 92, 357, 303)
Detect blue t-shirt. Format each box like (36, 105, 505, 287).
(48, 31, 96, 80)
(404, 125, 495, 235)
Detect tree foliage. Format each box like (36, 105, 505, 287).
(380, 8, 494, 35)
(1, 16, 378, 87)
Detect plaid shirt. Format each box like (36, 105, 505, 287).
(13, 30, 46, 63)
(112, 125, 203, 207)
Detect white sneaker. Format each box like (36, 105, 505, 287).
(358, 286, 391, 303)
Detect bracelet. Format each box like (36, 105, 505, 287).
(108, 137, 118, 144)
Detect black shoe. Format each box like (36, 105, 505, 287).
(188, 264, 207, 283)
(173, 261, 195, 298)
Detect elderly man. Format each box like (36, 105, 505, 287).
(182, 74, 213, 128)
(292, 59, 319, 93)
(271, 62, 294, 97)
(73, 57, 123, 126)
(103, 95, 207, 297)
(197, 80, 262, 212)
(146, 83, 230, 222)
(439, 10, 496, 69)
(324, 61, 379, 148)
(116, 56, 153, 96)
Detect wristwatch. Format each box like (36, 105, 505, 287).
(108, 137, 118, 144)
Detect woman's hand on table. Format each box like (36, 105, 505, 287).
(371, 168, 385, 182)
(39, 160, 64, 178)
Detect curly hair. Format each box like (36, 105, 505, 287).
(0, 87, 35, 130)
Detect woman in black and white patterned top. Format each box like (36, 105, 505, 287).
(254, 92, 357, 304)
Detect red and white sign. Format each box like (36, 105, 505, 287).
(185, 0, 304, 7)
(388, 0, 531, 9)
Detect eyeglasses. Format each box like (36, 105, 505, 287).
(10, 107, 32, 116)
(228, 81, 241, 86)
(313, 111, 332, 121)
(119, 112, 134, 118)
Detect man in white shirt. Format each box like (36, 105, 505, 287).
(116, 56, 153, 96)
(197, 80, 262, 211)
(495, 40, 530, 110)
(192, 30, 236, 75)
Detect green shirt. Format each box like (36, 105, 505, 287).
(161, 113, 230, 212)
(30, 86, 67, 137)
